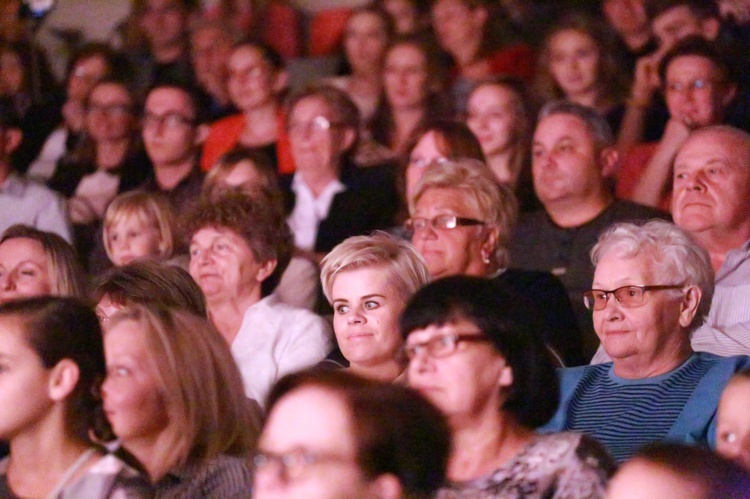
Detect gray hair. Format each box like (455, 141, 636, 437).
(591, 220, 714, 332)
(320, 232, 430, 304)
(538, 100, 614, 149)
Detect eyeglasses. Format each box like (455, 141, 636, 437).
(405, 215, 485, 232)
(87, 103, 132, 116)
(142, 112, 195, 129)
(252, 449, 356, 481)
(408, 156, 448, 170)
(665, 79, 720, 93)
(404, 332, 492, 360)
(286, 116, 343, 136)
(582, 284, 684, 311)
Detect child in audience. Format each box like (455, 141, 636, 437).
(102, 191, 176, 267)
(717, 370, 750, 471)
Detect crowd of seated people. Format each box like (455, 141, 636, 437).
(1, 0, 750, 495)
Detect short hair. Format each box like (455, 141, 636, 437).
(203, 146, 280, 197)
(145, 81, 208, 125)
(658, 35, 735, 84)
(410, 159, 518, 270)
(105, 304, 260, 477)
(537, 100, 615, 149)
(399, 275, 560, 428)
(188, 18, 240, 46)
(64, 42, 127, 84)
(627, 442, 750, 497)
(0, 297, 111, 442)
(346, 4, 397, 45)
(93, 260, 206, 317)
(182, 190, 293, 297)
(102, 191, 177, 264)
(266, 369, 451, 497)
(285, 83, 361, 149)
(645, 0, 720, 23)
(230, 39, 285, 72)
(591, 220, 714, 331)
(1, 225, 88, 300)
(320, 232, 430, 304)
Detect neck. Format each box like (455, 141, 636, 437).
(122, 432, 174, 483)
(349, 359, 405, 383)
(485, 150, 516, 186)
(299, 165, 340, 198)
(241, 103, 279, 145)
(154, 158, 195, 191)
(613, 341, 693, 379)
(691, 228, 750, 272)
(569, 88, 601, 111)
(96, 139, 130, 170)
(452, 37, 482, 67)
(448, 413, 535, 481)
(206, 291, 261, 344)
(545, 191, 612, 228)
(392, 107, 425, 152)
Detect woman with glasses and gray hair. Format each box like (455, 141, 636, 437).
(542, 220, 750, 462)
(407, 158, 585, 365)
(401, 275, 615, 497)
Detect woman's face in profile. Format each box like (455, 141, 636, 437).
(0, 238, 53, 304)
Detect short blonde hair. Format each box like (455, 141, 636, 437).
(105, 304, 260, 479)
(410, 159, 518, 271)
(102, 191, 176, 263)
(320, 232, 430, 304)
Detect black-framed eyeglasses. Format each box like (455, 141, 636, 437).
(582, 284, 684, 311)
(252, 449, 356, 482)
(405, 215, 485, 232)
(87, 103, 132, 116)
(403, 332, 492, 360)
(142, 112, 195, 129)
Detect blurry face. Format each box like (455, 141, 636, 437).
(288, 96, 352, 174)
(406, 131, 446, 201)
(0, 315, 57, 441)
(189, 226, 267, 304)
(384, 0, 417, 34)
(406, 319, 509, 420)
(602, 0, 648, 36)
(383, 44, 430, 111)
(664, 56, 733, 128)
(431, 0, 484, 55)
(142, 87, 197, 169)
(102, 319, 170, 446)
(466, 84, 519, 158)
(717, 377, 750, 470)
(0, 238, 52, 303)
(140, 0, 188, 51)
(107, 215, 163, 267)
(532, 114, 603, 206)
(652, 6, 708, 50)
(227, 45, 278, 112)
(672, 131, 750, 237)
(86, 83, 134, 144)
(331, 267, 405, 369)
(344, 12, 389, 74)
(411, 187, 488, 278)
(592, 251, 688, 365)
(548, 29, 600, 99)
(190, 27, 233, 88)
(67, 55, 109, 103)
(254, 386, 377, 498)
(0, 50, 24, 96)
(607, 459, 706, 498)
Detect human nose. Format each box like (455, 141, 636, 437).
(253, 460, 287, 496)
(347, 308, 366, 325)
(0, 271, 13, 291)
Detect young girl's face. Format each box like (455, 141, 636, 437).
(107, 215, 163, 267)
(717, 376, 750, 470)
(548, 29, 600, 99)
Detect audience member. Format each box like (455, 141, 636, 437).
(320, 232, 430, 380)
(717, 370, 750, 471)
(254, 369, 451, 498)
(375, 0, 429, 35)
(188, 19, 237, 122)
(0, 225, 87, 303)
(401, 276, 615, 496)
(102, 304, 260, 494)
(0, 297, 149, 497)
(509, 101, 667, 357)
(543, 220, 750, 462)
(282, 84, 399, 260)
(409, 158, 584, 365)
(184, 191, 332, 404)
(601, 0, 656, 73)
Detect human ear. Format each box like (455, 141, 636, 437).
(367, 473, 403, 499)
(256, 259, 278, 283)
(678, 285, 702, 328)
(599, 147, 619, 178)
(48, 359, 80, 402)
(497, 362, 514, 389)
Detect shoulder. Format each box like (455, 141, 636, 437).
(209, 114, 246, 134)
(606, 199, 670, 221)
(159, 455, 252, 498)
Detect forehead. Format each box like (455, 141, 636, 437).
(415, 186, 476, 213)
(386, 44, 426, 65)
(0, 237, 47, 263)
(332, 265, 393, 294)
(675, 131, 750, 170)
(406, 317, 478, 341)
(666, 55, 721, 78)
(145, 87, 194, 115)
(104, 319, 150, 358)
(470, 84, 516, 107)
(593, 249, 653, 284)
(229, 45, 266, 66)
(348, 10, 386, 30)
(550, 29, 595, 49)
(90, 83, 131, 102)
(290, 96, 332, 119)
(534, 113, 593, 144)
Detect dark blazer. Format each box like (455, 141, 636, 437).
(281, 160, 399, 253)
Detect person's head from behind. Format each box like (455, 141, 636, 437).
(659, 36, 736, 129)
(0, 225, 87, 303)
(285, 84, 360, 175)
(203, 147, 279, 198)
(0, 297, 111, 444)
(254, 369, 450, 499)
(646, 0, 722, 50)
(587, 220, 713, 364)
(226, 40, 286, 113)
(320, 232, 430, 377)
(400, 275, 559, 427)
(409, 158, 518, 278)
(532, 100, 618, 210)
(672, 126, 750, 242)
(608, 442, 750, 498)
(405, 120, 484, 201)
(103, 191, 177, 267)
(717, 370, 750, 471)
(93, 260, 206, 322)
(344, 5, 395, 75)
(102, 303, 259, 480)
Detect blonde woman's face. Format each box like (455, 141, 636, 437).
(0, 238, 52, 304)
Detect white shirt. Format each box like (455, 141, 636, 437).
(231, 294, 332, 406)
(287, 173, 345, 251)
(0, 173, 72, 242)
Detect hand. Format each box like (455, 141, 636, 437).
(660, 118, 692, 149)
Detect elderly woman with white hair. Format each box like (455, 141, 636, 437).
(543, 220, 750, 462)
(320, 232, 430, 382)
